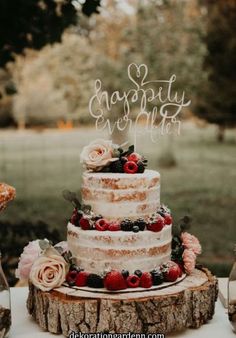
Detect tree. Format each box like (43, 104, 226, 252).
(195, 0, 236, 141)
(0, 0, 101, 67)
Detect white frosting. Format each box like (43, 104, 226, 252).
(67, 222, 172, 274)
(81, 169, 160, 221)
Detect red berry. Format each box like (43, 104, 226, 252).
(140, 272, 153, 288)
(126, 274, 140, 288)
(108, 222, 121, 231)
(164, 213, 172, 225)
(104, 270, 127, 291)
(79, 217, 90, 230)
(175, 263, 183, 277)
(66, 270, 78, 283)
(127, 152, 142, 163)
(95, 218, 109, 231)
(75, 271, 89, 287)
(147, 216, 164, 232)
(124, 161, 138, 174)
(164, 262, 180, 282)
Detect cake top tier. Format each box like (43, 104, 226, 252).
(82, 169, 160, 190)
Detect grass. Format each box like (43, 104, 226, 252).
(0, 122, 236, 276)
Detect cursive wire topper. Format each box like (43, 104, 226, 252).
(89, 63, 191, 148)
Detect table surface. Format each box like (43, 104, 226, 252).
(9, 281, 236, 338)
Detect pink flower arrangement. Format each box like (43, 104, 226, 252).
(182, 249, 196, 274)
(15, 240, 42, 280)
(181, 232, 202, 255)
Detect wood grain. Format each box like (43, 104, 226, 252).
(27, 268, 218, 336)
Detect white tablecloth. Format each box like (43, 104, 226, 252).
(9, 285, 235, 338)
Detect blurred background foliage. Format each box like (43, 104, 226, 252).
(0, 0, 236, 283)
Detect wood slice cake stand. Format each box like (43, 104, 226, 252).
(27, 268, 218, 336)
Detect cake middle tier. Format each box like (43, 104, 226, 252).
(67, 222, 172, 274)
(81, 169, 160, 221)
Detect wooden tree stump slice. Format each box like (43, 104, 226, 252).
(27, 268, 218, 336)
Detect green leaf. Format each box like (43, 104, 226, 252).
(62, 190, 81, 209)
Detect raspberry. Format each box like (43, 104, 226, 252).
(127, 274, 140, 288)
(108, 222, 121, 231)
(127, 152, 142, 163)
(87, 274, 104, 288)
(104, 270, 127, 291)
(120, 219, 133, 231)
(79, 217, 90, 230)
(70, 208, 81, 226)
(95, 218, 109, 231)
(75, 271, 89, 287)
(137, 161, 145, 173)
(163, 262, 180, 282)
(66, 270, 78, 286)
(164, 213, 172, 225)
(147, 215, 164, 232)
(123, 161, 138, 174)
(110, 160, 124, 173)
(140, 272, 153, 288)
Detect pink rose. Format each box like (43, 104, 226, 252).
(181, 232, 202, 255)
(80, 139, 118, 171)
(15, 240, 42, 280)
(30, 248, 68, 291)
(182, 249, 196, 274)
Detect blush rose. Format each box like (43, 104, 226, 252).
(80, 139, 118, 171)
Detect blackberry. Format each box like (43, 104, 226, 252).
(110, 160, 124, 173)
(120, 219, 133, 231)
(121, 269, 129, 279)
(157, 209, 165, 218)
(134, 269, 142, 278)
(132, 225, 139, 233)
(150, 269, 164, 285)
(121, 157, 128, 164)
(134, 218, 146, 231)
(87, 274, 104, 288)
(137, 161, 145, 173)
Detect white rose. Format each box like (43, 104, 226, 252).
(80, 139, 118, 171)
(30, 248, 68, 291)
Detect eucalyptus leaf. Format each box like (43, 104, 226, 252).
(39, 239, 51, 251)
(62, 190, 81, 209)
(81, 204, 92, 214)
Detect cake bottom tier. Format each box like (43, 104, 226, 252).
(27, 268, 218, 336)
(67, 222, 172, 274)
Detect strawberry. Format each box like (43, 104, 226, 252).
(79, 217, 90, 230)
(164, 213, 172, 225)
(127, 152, 142, 163)
(147, 215, 164, 232)
(95, 218, 109, 231)
(126, 274, 140, 288)
(123, 161, 138, 174)
(108, 222, 121, 231)
(140, 272, 153, 288)
(163, 262, 180, 282)
(66, 270, 78, 285)
(75, 271, 89, 287)
(104, 270, 127, 291)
